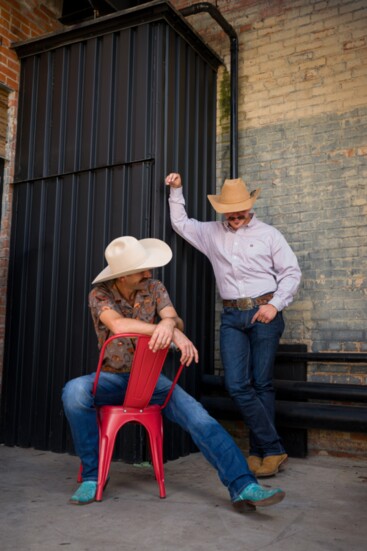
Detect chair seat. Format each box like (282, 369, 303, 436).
(99, 404, 162, 415)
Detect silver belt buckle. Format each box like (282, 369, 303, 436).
(237, 297, 254, 310)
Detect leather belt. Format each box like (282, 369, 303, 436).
(223, 293, 274, 310)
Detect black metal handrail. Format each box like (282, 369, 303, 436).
(200, 350, 367, 435)
(276, 351, 367, 363)
(201, 374, 367, 403)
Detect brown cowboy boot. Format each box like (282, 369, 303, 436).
(247, 455, 262, 474)
(256, 453, 288, 477)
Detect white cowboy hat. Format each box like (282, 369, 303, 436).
(207, 178, 261, 213)
(92, 236, 172, 284)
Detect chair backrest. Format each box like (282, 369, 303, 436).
(123, 335, 170, 408)
(92, 333, 170, 409)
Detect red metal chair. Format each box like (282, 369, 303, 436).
(78, 333, 185, 501)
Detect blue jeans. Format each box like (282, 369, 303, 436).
(62, 372, 256, 500)
(220, 307, 285, 457)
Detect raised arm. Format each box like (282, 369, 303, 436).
(165, 172, 212, 256)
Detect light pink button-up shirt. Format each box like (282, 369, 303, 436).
(169, 187, 301, 312)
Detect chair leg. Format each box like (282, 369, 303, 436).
(77, 463, 83, 483)
(147, 424, 166, 498)
(96, 425, 119, 502)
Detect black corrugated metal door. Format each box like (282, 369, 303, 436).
(1, 2, 221, 462)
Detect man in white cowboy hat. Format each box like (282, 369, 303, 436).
(62, 235, 286, 507)
(165, 173, 301, 478)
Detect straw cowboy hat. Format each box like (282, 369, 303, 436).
(92, 236, 173, 284)
(207, 178, 261, 214)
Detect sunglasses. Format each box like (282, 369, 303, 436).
(226, 215, 247, 221)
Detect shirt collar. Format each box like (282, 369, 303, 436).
(110, 279, 152, 305)
(223, 213, 256, 232)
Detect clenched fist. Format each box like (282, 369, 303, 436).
(165, 173, 182, 188)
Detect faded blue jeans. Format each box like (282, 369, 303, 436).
(220, 307, 286, 458)
(62, 372, 256, 500)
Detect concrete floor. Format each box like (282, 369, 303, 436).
(1, 444, 367, 551)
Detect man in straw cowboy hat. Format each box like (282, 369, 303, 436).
(165, 173, 301, 478)
(62, 235, 286, 507)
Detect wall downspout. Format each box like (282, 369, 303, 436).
(180, 2, 239, 179)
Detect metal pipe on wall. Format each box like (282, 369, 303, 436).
(180, 2, 239, 179)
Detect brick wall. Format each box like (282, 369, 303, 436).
(0, 0, 62, 385)
(173, 0, 367, 355)
(172, 0, 367, 456)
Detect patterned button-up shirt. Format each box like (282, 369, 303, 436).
(89, 279, 173, 373)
